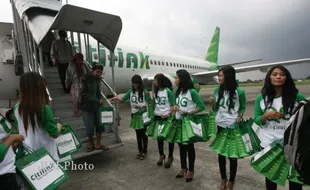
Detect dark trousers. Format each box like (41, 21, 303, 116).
(266, 178, 302, 190)
(178, 143, 195, 171)
(44, 52, 53, 66)
(0, 173, 20, 190)
(57, 63, 69, 92)
(135, 128, 148, 153)
(218, 154, 238, 182)
(157, 139, 174, 158)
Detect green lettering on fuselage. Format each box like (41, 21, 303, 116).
(126, 53, 138, 68)
(74, 42, 150, 69)
(139, 52, 150, 69)
(117, 48, 124, 68)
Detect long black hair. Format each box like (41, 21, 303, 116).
(262, 65, 298, 115)
(175, 69, 194, 97)
(131, 75, 145, 101)
(216, 65, 238, 110)
(19, 72, 49, 132)
(154, 73, 173, 99)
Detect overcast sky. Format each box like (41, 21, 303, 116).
(1, 0, 310, 80)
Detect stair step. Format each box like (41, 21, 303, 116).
(62, 118, 85, 129)
(52, 95, 72, 102)
(50, 88, 70, 96)
(67, 132, 122, 161)
(48, 83, 63, 90)
(53, 108, 75, 120)
(78, 132, 120, 145)
(47, 77, 62, 84)
(72, 142, 124, 160)
(73, 125, 113, 140)
(52, 101, 72, 110)
(44, 67, 58, 74)
(44, 73, 59, 79)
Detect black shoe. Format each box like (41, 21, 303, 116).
(186, 171, 194, 183)
(164, 157, 174, 168)
(157, 155, 166, 166)
(186, 177, 193, 183)
(176, 168, 187, 178)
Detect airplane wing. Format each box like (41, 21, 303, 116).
(219, 58, 262, 68)
(192, 58, 310, 82)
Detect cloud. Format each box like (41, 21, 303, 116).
(1, 0, 310, 80)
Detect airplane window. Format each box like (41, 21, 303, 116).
(170, 62, 172, 66)
(162, 61, 164, 66)
(177, 63, 179, 67)
(183, 64, 185, 68)
(166, 62, 169, 66)
(154, 61, 157, 65)
(94, 53, 98, 60)
(174, 63, 176, 67)
(150, 60, 153, 65)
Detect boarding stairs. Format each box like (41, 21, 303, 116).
(44, 62, 123, 160)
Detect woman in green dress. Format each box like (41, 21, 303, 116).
(0, 111, 24, 189)
(209, 65, 246, 190)
(252, 65, 305, 190)
(147, 73, 175, 168)
(168, 69, 205, 183)
(112, 75, 151, 160)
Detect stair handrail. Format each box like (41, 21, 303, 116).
(28, 63, 53, 104)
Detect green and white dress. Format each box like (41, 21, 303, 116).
(250, 92, 307, 186)
(209, 87, 259, 158)
(14, 104, 61, 161)
(0, 115, 16, 176)
(145, 88, 175, 140)
(122, 89, 154, 130)
(166, 89, 209, 143)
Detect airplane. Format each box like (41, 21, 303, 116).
(1, 23, 310, 105)
(74, 26, 310, 94)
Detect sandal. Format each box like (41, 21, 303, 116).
(95, 145, 110, 150)
(86, 144, 95, 152)
(139, 153, 147, 160)
(136, 153, 141, 159)
(219, 179, 227, 190)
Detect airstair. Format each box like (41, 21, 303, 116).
(10, 0, 124, 159)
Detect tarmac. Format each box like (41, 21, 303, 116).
(57, 85, 310, 190)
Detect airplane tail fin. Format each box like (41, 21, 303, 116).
(205, 27, 220, 71)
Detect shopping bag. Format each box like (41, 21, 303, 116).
(207, 111, 217, 137)
(100, 107, 114, 125)
(142, 111, 152, 125)
(56, 125, 80, 158)
(15, 145, 68, 190)
(239, 120, 253, 154)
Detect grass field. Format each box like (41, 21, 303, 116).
(201, 80, 310, 88)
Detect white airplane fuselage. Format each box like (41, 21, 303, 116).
(85, 44, 212, 94)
